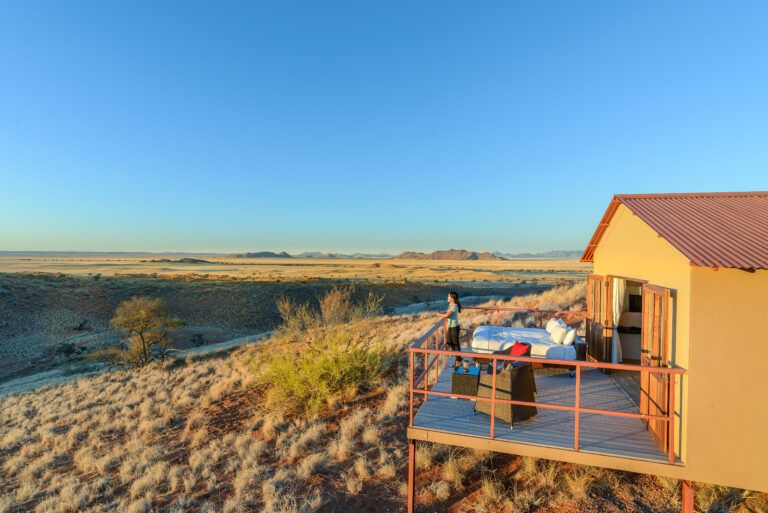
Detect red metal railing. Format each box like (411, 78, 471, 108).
(408, 306, 686, 466)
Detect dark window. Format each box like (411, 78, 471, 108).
(628, 294, 642, 312)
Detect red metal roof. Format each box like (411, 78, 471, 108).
(581, 192, 768, 270)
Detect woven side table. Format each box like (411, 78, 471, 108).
(451, 366, 480, 397)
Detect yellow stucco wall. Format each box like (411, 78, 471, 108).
(591, 203, 768, 492)
(592, 203, 691, 465)
(688, 267, 768, 492)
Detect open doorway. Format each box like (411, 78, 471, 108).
(611, 280, 644, 406)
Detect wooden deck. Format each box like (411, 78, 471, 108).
(412, 360, 670, 463)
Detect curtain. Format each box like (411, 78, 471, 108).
(612, 278, 625, 363)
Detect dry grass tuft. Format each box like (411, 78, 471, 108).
(0, 495, 13, 513)
(190, 427, 210, 448)
(295, 422, 326, 450)
(297, 452, 328, 480)
(361, 425, 380, 446)
(441, 453, 463, 491)
(415, 444, 434, 470)
(479, 473, 505, 506)
(431, 480, 451, 501)
(695, 483, 767, 513)
(353, 456, 370, 480)
(328, 436, 354, 463)
(339, 408, 367, 439)
(126, 498, 152, 513)
(345, 474, 363, 495)
(564, 466, 595, 501)
(261, 413, 285, 439)
(378, 461, 398, 480)
(376, 382, 408, 421)
(233, 465, 264, 497)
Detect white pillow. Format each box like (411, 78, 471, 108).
(557, 318, 567, 329)
(545, 318, 560, 334)
(562, 329, 576, 346)
(551, 325, 567, 344)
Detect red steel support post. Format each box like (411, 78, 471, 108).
(424, 350, 428, 401)
(574, 365, 581, 451)
(490, 358, 497, 439)
(682, 480, 694, 513)
(668, 373, 675, 465)
(409, 351, 414, 426)
(407, 439, 416, 513)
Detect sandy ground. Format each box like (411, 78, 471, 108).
(0, 254, 591, 283)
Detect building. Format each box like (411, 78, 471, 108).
(405, 191, 768, 513)
(581, 191, 768, 493)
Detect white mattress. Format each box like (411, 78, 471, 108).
(471, 325, 578, 361)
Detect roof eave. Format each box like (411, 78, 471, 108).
(580, 198, 621, 263)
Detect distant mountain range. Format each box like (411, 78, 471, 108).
(294, 252, 393, 259)
(141, 257, 215, 264)
(395, 250, 505, 261)
(2, 249, 583, 260)
(229, 251, 293, 258)
(395, 249, 583, 261)
(493, 250, 583, 259)
(228, 251, 395, 259)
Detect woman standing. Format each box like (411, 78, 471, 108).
(436, 291, 462, 366)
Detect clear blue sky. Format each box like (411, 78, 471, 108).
(1, 2, 767, 254)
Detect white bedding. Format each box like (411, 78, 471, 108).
(471, 326, 578, 361)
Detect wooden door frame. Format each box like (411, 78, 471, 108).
(640, 284, 672, 452)
(586, 275, 614, 368)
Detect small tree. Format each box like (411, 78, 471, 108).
(190, 332, 207, 347)
(91, 296, 185, 369)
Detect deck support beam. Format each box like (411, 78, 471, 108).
(681, 480, 694, 513)
(407, 439, 416, 513)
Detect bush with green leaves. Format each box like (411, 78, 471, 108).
(251, 287, 391, 412)
(89, 296, 185, 369)
(54, 342, 78, 360)
(190, 332, 207, 347)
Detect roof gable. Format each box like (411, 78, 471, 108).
(581, 192, 768, 270)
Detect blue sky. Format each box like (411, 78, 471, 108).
(1, 2, 767, 254)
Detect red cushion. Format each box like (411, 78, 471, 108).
(510, 341, 527, 357)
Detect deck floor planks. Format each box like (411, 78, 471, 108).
(412, 360, 668, 463)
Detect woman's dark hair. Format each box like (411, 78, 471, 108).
(449, 291, 462, 313)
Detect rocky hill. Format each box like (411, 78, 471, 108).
(141, 258, 214, 264)
(230, 251, 293, 258)
(494, 250, 583, 259)
(396, 249, 506, 261)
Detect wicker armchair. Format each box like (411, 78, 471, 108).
(474, 362, 537, 427)
(476, 342, 536, 393)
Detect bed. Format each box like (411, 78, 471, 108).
(470, 325, 586, 362)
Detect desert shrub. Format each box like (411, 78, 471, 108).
(431, 480, 451, 501)
(479, 473, 505, 506)
(190, 333, 207, 347)
(54, 342, 77, 360)
(695, 484, 766, 513)
(89, 296, 186, 369)
(251, 287, 391, 412)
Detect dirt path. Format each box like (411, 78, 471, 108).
(0, 330, 271, 397)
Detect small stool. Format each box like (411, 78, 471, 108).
(451, 366, 480, 397)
